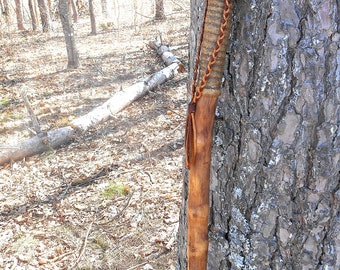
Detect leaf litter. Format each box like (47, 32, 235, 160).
(0, 3, 189, 269)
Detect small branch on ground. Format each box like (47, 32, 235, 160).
(70, 219, 94, 269)
(96, 190, 134, 226)
(19, 84, 42, 135)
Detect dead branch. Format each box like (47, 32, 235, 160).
(70, 219, 94, 269)
(19, 84, 41, 134)
(0, 42, 183, 166)
(0, 126, 75, 165)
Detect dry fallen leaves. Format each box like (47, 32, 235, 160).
(0, 1, 189, 269)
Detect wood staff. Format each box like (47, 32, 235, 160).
(185, 0, 233, 269)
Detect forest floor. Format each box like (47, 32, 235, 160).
(0, 6, 189, 270)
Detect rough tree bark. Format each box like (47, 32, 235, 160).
(37, 0, 50, 32)
(59, 0, 79, 68)
(177, 0, 339, 269)
(14, 0, 25, 30)
(155, 0, 165, 20)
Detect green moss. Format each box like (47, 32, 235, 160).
(102, 182, 130, 199)
(94, 235, 109, 250)
(0, 98, 10, 108)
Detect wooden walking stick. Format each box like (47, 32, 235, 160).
(185, 0, 233, 269)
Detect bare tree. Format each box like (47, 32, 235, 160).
(14, 0, 25, 30)
(37, 0, 50, 32)
(33, 0, 39, 25)
(59, 0, 79, 69)
(155, 0, 165, 20)
(28, 0, 38, 31)
(69, 0, 78, 22)
(101, 0, 107, 17)
(89, 0, 96, 35)
(177, 0, 339, 269)
(1, 0, 10, 23)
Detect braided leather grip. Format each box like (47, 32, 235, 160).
(197, 0, 232, 96)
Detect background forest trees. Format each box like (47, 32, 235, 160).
(0, 0, 171, 68)
(177, 0, 339, 269)
(0, 0, 169, 33)
(59, 0, 79, 68)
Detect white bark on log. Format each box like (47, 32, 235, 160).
(0, 127, 75, 165)
(71, 62, 180, 131)
(149, 40, 184, 70)
(0, 43, 183, 166)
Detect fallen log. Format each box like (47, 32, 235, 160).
(71, 62, 180, 131)
(148, 40, 184, 70)
(0, 42, 183, 166)
(0, 127, 75, 165)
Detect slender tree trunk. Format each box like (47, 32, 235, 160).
(112, 0, 120, 29)
(3, 0, 9, 24)
(89, 0, 96, 35)
(59, 0, 79, 69)
(37, 0, 50, 32)
(154, 0, 165, 20)
(15, 0, 25, 30)
(69, 0, 77, 22)
(3, 0, 9, 15)
(177, 0, 340, 269)
(101, 0, 107, 17)
(1, 0, 9, 18)
(28, 0, 38, 31)
(33, 0, 39, 26)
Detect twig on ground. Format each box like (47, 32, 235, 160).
(126, 261, 149, 270)
(141, 142, 151, 163)
(49, 251, 74, 263)
(96, 191, 134, 226)
(144, 171, 154, 184)
(70, 219, 94, 269)
(168, 0, 188, 11)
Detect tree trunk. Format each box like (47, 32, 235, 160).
(177, 0, 340, 269)
(28, 0, 38, 31)
(15, 0, 25, 30)
(59, 0, 79, 69)
(37, 0, 50, 32)
(69, 0, 78, 22)
(33, 0, 39, 26)
(89, 0, 96, 35)
(101, 0, 107, 17)
(2, 0, 10, 22)
(155, 0, 165, 20)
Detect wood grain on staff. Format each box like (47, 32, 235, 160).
(187, 0, 233, 269)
